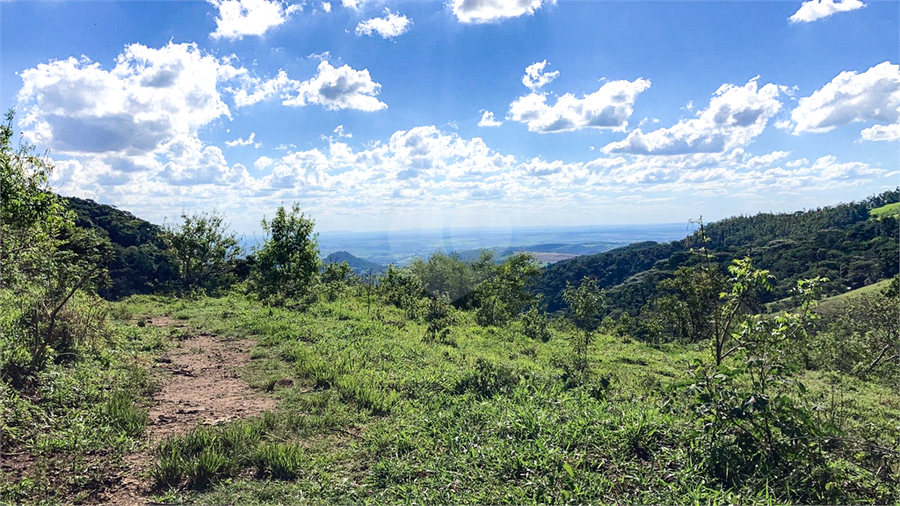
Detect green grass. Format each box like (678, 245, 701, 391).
(103, 290, 898, 505)
(816, 278, 892, 315)
(0, 313, 163, 504)
(8, 288, 893, 504)
(869, 202, 900, 219)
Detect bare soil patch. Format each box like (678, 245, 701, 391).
(99, 318, 276, 505)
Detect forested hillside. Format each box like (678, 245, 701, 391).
(536, 189, 899, 314)
(64, 196, 177, 299)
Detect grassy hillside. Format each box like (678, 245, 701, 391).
(815, 278, 894, 314)
(870, 202, 900, 219)
(81, 293, 900, 503)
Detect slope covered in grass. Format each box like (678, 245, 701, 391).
(108, 291, 898, 505)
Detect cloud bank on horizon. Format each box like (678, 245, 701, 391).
(2, 0, 897, 232)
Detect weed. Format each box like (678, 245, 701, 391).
(102, 390, 148, 437)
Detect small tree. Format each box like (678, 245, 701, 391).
(562, 276, 605, 377)
(686, 273, 831, 498)
(408, 253, 472, 306)
(321, 261, 352, 301)
(162, 211, 242, 295)
(475, 253, 541, 327)
(1, 110, 111, 384)
(424, 293, 455, 344)
(379, 265, 424, 319)
(521, 294, 552, 342)
(252, 204, 320, 304)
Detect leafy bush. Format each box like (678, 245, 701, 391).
(808, 277, 899, 384)
(683, 273, 842, 501)
(161, 210, 242, 295)
(521, 297, 551, 342)
(251, 203, 320, 305)
(455, 358, 521, 398)
(379, 265, 425, 319)
(474, 253, 541, 327)
(423, 293, 456, 344)
(408, 251, 493, 306)
(562, 276, 605, 379)
(1, 110, 112, 386)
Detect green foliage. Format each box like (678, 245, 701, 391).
(1, 110, 112, 385)
(321, 260, 352, 302)
(162, 210, 242, 295)
(869, 201, 899, 219)
(64, 196, 177, 298)
(521, 295, 551, 342)
(454, 357, 521, 398)
(251, 203, 320, 304)
(808, 276, 899, 384)
(152, 414, 315, 490)
(378, 264, 424, 318)
(102, 390, 149, 437)
(684, 274, 840, 501)
(253, 443, 305, 480)
(408, 250, 492, 306)
(423, 293, 456, 344)
(640, 221, 773, 362)
(474, 253, 541, 327)
(535, 189, 899, 315)
(562, 276, 605, 379)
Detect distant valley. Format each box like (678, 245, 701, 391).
(315, 222, 692, 269)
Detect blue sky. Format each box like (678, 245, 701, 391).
(1, 0, 897, 234)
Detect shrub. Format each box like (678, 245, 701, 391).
(455, 358, 521, 398)
(161, 211, 242, 295)
(521, 296, 551, 342)
(251, 203, 320, 305)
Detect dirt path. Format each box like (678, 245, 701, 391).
(101, 317, 277, 505)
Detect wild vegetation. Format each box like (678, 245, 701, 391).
(1, 112, 898, 504)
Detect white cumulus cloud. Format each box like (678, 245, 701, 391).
(522, 60, 559, 91)
(789, 0, 865, 23)
(232, 70, 292, 107)
(209, 0, 300, 40)
(508, 78, 651, 133)
(234, 61, 387, 111)
(226, 132, 259, 147)
(603, 78, 782, 155)
(254, 156, 275, 170)
(478, 110, 502, 127)
(16, 42, 260, 190)
(860, 123, 900, 142)
(286, 61, 387, 111)
(356, 9, 412, 39)
(17, 42, 242, 159)
(790, 62, 900, 140)
(451, 0, 553, 24)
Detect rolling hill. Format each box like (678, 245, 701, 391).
(323, 251, 386, 274)
(534, 189, 899, 314)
